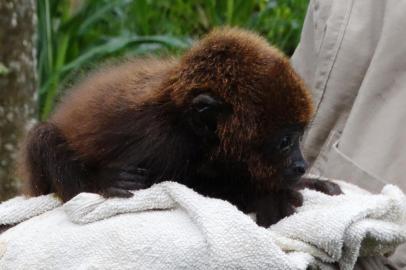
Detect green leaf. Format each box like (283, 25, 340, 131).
(60, 35, 190, 74)
(0, 63, 10, 76)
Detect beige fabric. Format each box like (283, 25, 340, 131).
(291, 0, 406, 268)
(353, 256, 398, 270)
(391, 243, 406, 269)
(292, 0, 406, 193)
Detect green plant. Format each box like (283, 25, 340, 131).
(0, 63, 10, 76)
(37, 0, 308, 119)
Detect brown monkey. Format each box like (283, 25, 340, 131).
(18, 28, 340, 227)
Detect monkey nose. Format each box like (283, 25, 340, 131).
(292, 161, 307, 175)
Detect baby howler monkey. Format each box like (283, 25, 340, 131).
(19, 28, 341, 227)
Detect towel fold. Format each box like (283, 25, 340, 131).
(0, 178, 405, 270)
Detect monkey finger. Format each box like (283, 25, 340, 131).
(101, 187, 134, 198)
(121, 166, 149, 176)
(287, 189, 303, 207)
(296, 178, 343, 196)
(281, 203, 296, 218)
(133, 168, 148, 176)
(114, 180, 147, 190)
(118, 171, 148, 183)
(314, 180, 342, 196)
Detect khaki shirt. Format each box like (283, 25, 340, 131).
(292, 0, 406, 193)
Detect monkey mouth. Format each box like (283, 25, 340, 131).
(277, 174, 302, 189)
(256, 174, 300, 191)
(285, 176, 301, 185)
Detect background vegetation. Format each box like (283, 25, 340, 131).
(37, 0, 309, 120)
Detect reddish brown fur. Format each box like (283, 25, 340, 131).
(50, 58, 176, 160)
(18, 28, 318, 227)
(167, 28, 314, 190)
(25, 28, 313, 186)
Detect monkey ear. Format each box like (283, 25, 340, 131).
(188, 93, 228, 140)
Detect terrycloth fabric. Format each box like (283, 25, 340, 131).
(0, 194, 62, 226)
(270, 180, 406, 269)
(0, 179, 405, 270)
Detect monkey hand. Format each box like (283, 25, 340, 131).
(255, 189, 303, 227)
(295, 177, 342, 196)
(96, 166, 150, 198)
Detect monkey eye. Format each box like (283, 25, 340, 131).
(278, 136, 293, 153)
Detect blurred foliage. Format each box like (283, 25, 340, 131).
(0, 63, 10, 76)
(37, 0, 309, 119)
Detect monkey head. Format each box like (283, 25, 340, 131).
(166, 28, 314, 191)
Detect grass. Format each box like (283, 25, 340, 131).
(37, 0, 309, 120)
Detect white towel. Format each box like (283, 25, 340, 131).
(0, 179, 405, 270)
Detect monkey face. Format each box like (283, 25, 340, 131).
(253, 127, 308, 189)
(186, 89, 309, 191)
(180, 57, 313, 190)
(172, 28, 314, 191)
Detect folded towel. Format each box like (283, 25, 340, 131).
(269, 180, 406, 269)
(0, 194, 61, 226)
(0, 178, 405, 270)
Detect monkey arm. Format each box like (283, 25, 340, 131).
(21, 122, 150, 202)
(255, 177, 342, 227)
(21, 122, 87, 201)
(254, 189, 303, 227)
(95, 166, 150, 198)
(295, 177, 342, 196)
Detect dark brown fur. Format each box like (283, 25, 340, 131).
(18, 28, 334, 227)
